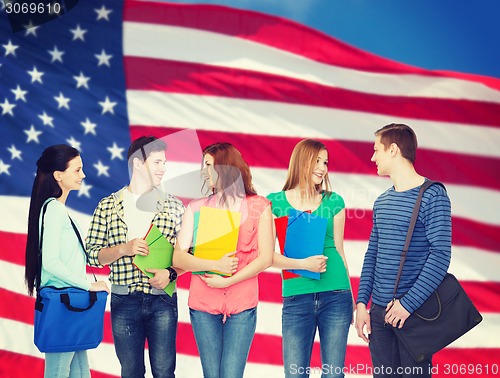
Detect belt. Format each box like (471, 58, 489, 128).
(111, 284, 171, 295)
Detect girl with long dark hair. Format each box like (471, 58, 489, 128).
(25, 144, 108, 378)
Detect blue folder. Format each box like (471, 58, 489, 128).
(283, 208, 328, 280)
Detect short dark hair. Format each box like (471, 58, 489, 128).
(127, 136, 167, 172)
(375, 123, 418, 163)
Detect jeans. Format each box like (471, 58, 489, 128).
(282, 290, 352, 378)
(369, 304, 432, 378)
(190, 307, 257, 378)
(111, 292, 178, 378)
(44, 351, 90, 378)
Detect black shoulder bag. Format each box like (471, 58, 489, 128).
(392, 180, 482, 363)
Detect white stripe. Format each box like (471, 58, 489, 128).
(126, 91, 500, 159)
(123, 22, 500, 104)
(162, 163, 500, 227)
(2, 166, 500, 240)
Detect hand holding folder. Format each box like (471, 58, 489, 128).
(133, 224, 176, 296)
(193, 206, 241, 276)
(277, 209, 328, 280)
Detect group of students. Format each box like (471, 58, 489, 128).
(24, 122, 451, 378)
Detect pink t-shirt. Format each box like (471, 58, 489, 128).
(187, 194, 270, 318)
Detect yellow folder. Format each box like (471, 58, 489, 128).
(193, 206, 241, 276)
(133, 224, 175, 296)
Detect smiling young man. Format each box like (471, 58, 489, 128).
(355, 123, 452, 378)
(86, 136, 184, 378)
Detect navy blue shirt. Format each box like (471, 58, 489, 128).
(357, 181, 452, 313)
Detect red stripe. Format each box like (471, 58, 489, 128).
(0, 231, 110, 275)
(343, 210, 500, 253)
(131, 126, 500, 192)
(123, 0, 500, 92)
(125, 57, 500, 128)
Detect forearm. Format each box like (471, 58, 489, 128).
(173, 248, 222, 273)
(272, 252, 308, 270)
(96, 244, 125, 266)
(225, 254, 272, 287)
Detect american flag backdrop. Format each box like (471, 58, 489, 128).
(1, 0, 500, 377)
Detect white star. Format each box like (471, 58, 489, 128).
(7, 144, 22, 160)
(95, 49, 113, 67)
(77, 180, 92, 198)
(38, 111, 54, 127)
(98, 96, 117, 115)
(95, 5, 112, 21)
(93, 160, 110, 177)
(27, 66, 44, 84)
(66, 136, 82, 152)
(24, 125, 42, 143)
(70, 24, 87, 41)
(73, 71, 90, 89)
(0, 98, 15, 116)
(3, 40, 19, 57)
(54, 92, 70, 109)
(48, 46, 64, 63)
(11, 85, 28, 102)
(80, 118, 97, 135)
(107, 142, 125, 160)
(23, 21, 39, 37)
(0, 159, 11, 175)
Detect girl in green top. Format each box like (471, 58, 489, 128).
(266, 139, 354, 378)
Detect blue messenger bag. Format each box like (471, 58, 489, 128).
(34, 286, 107, 353)
(34, 200, 107, 353)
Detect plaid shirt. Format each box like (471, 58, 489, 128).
(86, 187, 185, 294)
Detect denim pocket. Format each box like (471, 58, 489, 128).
(159, 293, 178, 306)
(110, 293, 126, 309)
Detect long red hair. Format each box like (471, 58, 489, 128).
(202, 142, 256, 205)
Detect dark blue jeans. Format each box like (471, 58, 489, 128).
(111, 292, 178, 378)
(282, 290, 352, 378)
(190, 307, 257, 378)
(369, 304, 432, 378)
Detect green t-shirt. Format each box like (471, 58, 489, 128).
(266, 191, 350, 297)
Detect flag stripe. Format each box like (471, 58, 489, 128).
(131, 125, 500, 192)
(126, 92, 500, 159)
(123, 1, 500, 98)
(3, 246, 500, 318)
(125, 57, 500, 128)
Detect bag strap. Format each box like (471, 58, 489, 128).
(36, 199, 54, 292)
(69, 216, 97, 282)
(60, 291, 98, 312)
(392, 180, 446, 299)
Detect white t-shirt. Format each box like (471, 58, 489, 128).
(122, 188, 157, 240)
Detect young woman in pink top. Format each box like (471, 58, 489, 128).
(173, 142, 274, 378)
